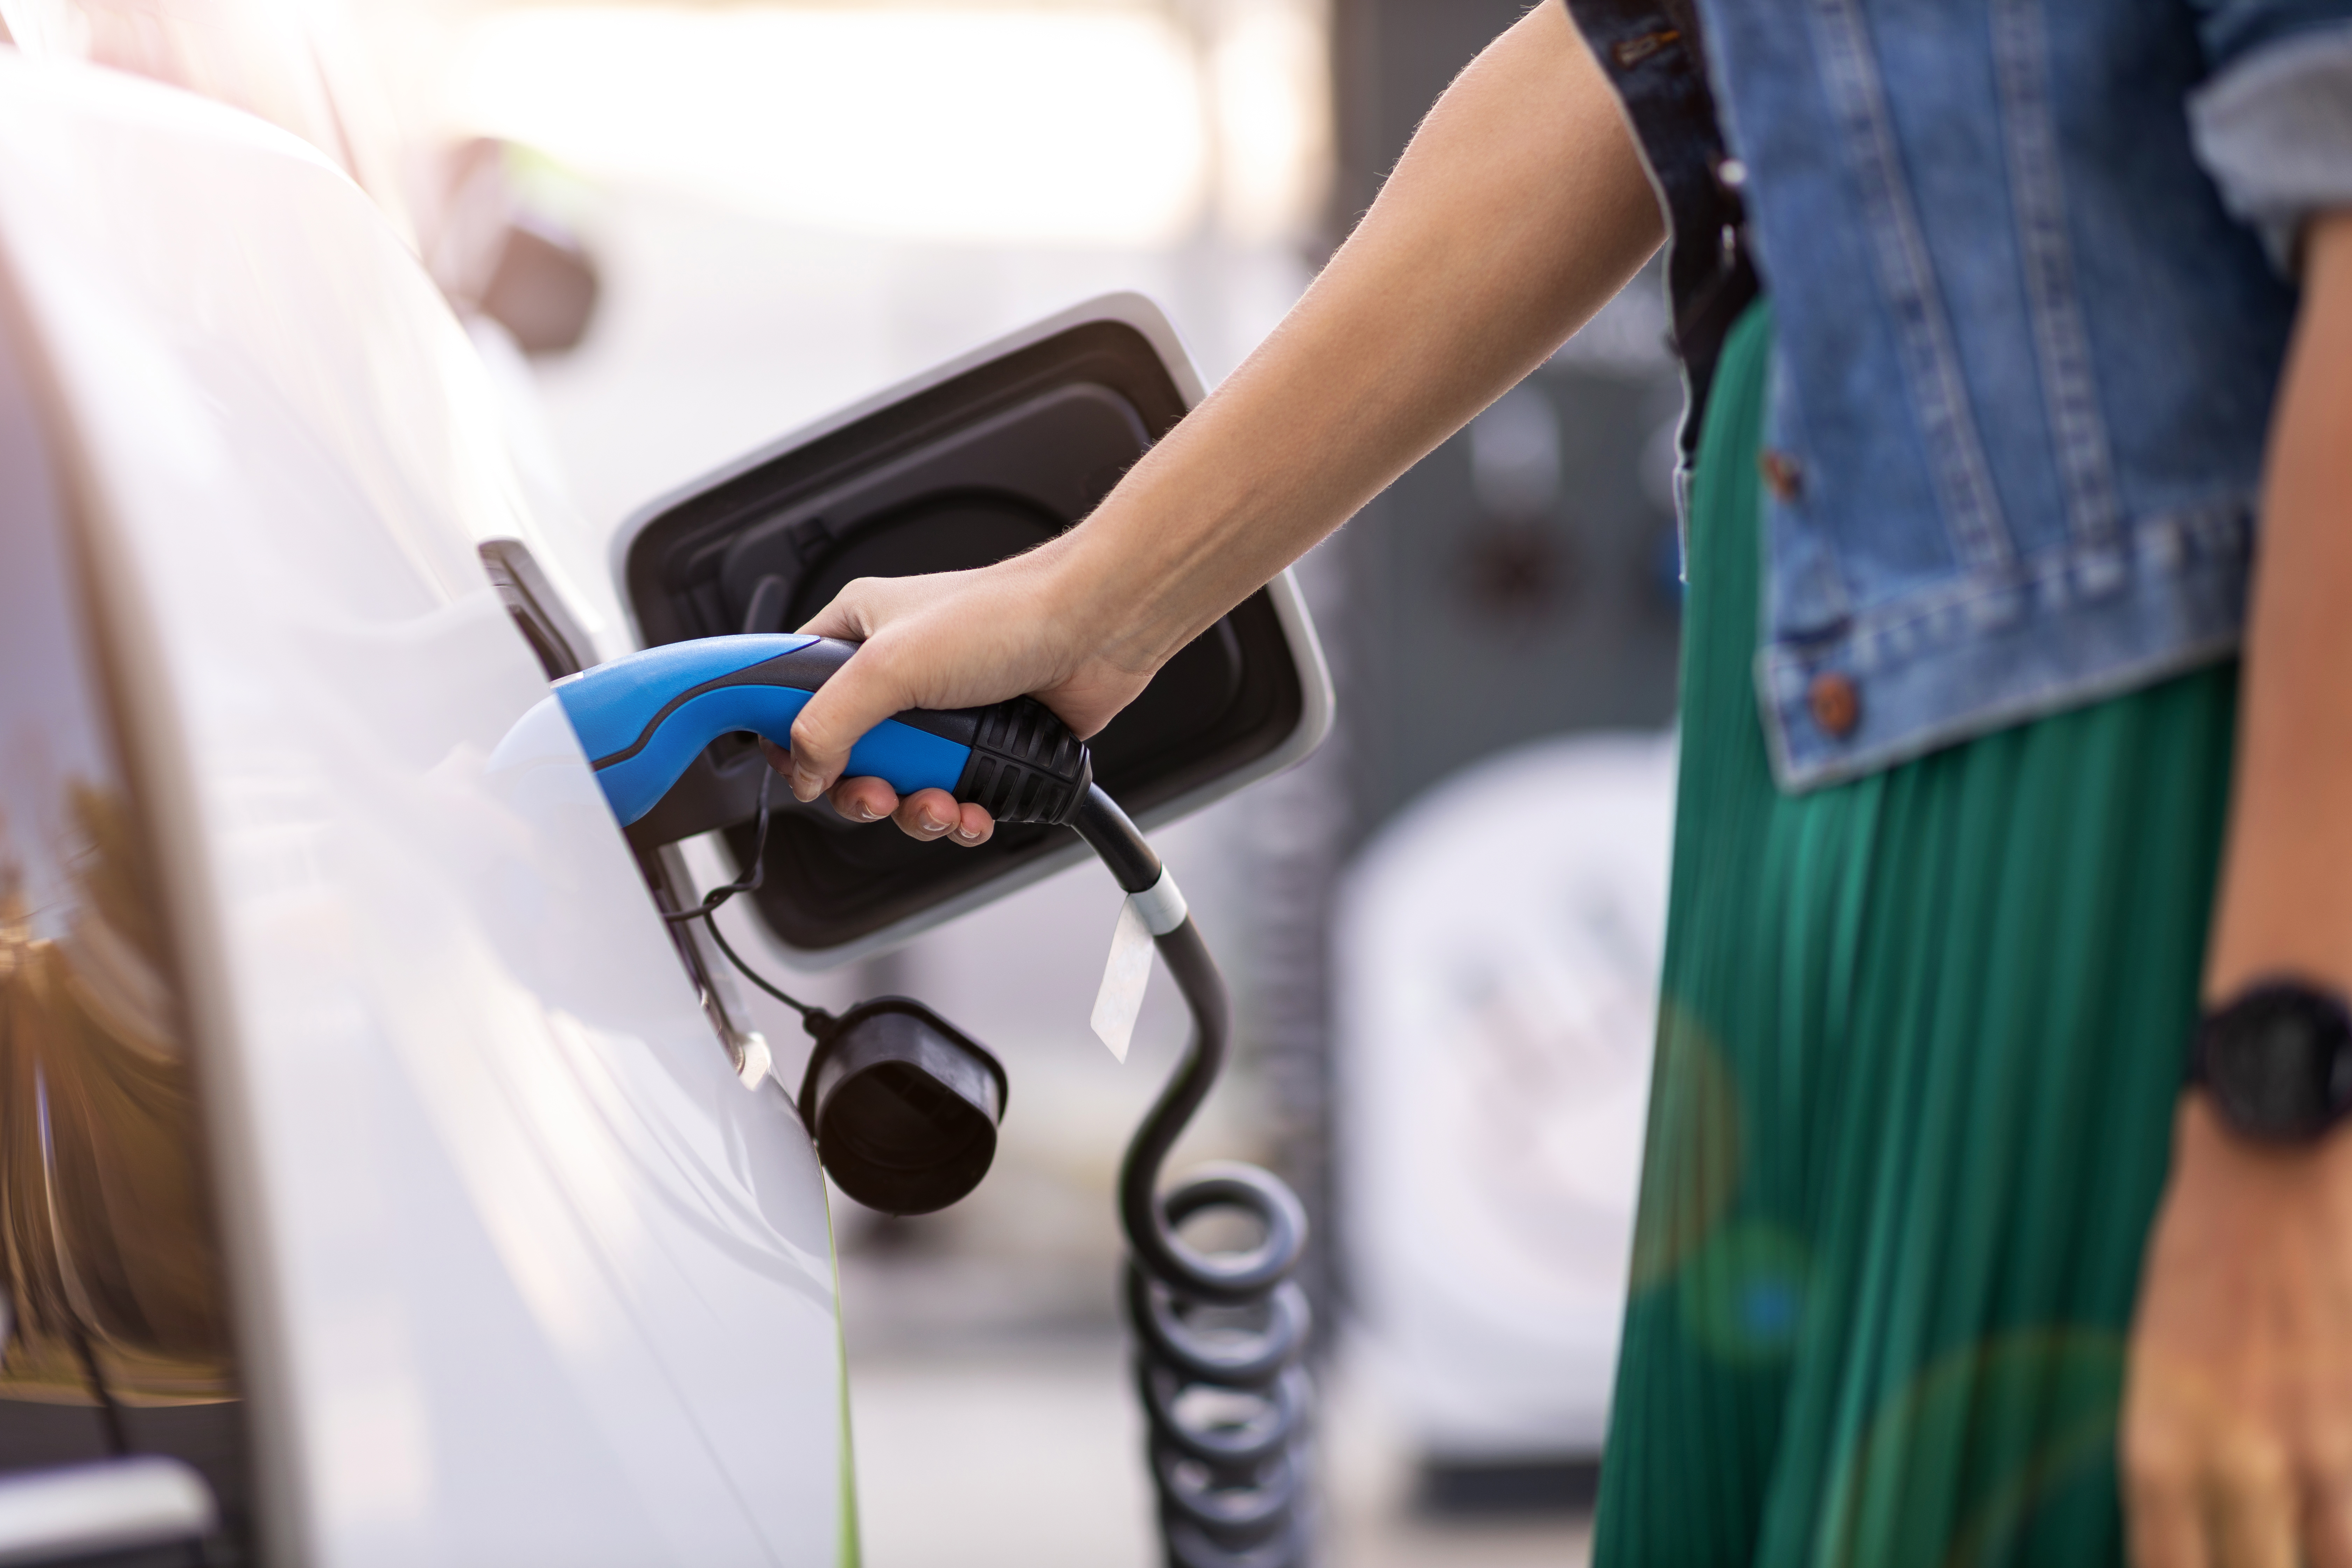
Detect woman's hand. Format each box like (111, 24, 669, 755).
(2125, 1099, 2352, 1567)
(2128, 213, 2352, 1565)
(768, 0, 1662, 844)
(771, 544, 1158, 848)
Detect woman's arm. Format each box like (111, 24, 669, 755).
(776, 1, 1663, 844)
(2126, 211, 2352, 1568)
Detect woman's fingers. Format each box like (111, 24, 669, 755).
(766, 745, 994, 847)
(828, 775, 897, 824)
(787, 635, 910, 801)
(2210, 1439, 2298, 1568)
(892, 789, 992, 847)
(2124, 1415, 2211, 1568)
(2122, 1426, 2310, 1568)
(2302, 1461, 2352, 1568)
(766, 740, 899, 825)
(2122, 1417, 2352, 1568)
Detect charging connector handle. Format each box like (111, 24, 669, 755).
(551, 635, 1093, 828)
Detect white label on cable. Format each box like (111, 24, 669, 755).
(1129, 868, 1189, 936)
(1090, 897, 1155, 1062)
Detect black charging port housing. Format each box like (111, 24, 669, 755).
(612, 295, 1328, 965)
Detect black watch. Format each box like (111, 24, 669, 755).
(2190, 979, 2352, 1144)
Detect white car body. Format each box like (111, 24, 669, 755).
(0, 51, 848, 1565)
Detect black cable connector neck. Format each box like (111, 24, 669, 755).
(1071, 785, 1163, 893)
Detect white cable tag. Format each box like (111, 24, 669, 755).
(1090, 898, 1156, 1062)
(1128, 868, 1189, 936)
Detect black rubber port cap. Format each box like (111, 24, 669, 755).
(798, 998, 1008, 1216)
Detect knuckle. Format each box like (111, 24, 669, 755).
(2213, 1435, 2291, 1497)
(849, 631, 905, 677)
(2123, 1454, 2194, 1505)
(790, 701, 843, 749)
(2121, 1429, 2198, 1498)
(2299, 1435, 2352, 1522)
(830, 578, 894, 624)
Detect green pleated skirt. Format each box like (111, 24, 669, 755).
(1591, 304, 2239, 1566)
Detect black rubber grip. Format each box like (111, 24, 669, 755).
(955, 696, 1093, 825)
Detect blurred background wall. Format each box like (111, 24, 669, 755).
(0, 0, 1687, 1560)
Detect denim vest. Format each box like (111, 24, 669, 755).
(1564, 0, 2352, 789)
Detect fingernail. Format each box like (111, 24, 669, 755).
(956, 825, 982, 842)
(854, 803, 880, 822)
(791, 768, 821, 802)
(923, 815, 952, 833)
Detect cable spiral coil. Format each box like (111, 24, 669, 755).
(1074, 789, 1316, 1568)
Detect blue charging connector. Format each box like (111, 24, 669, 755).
(551, 633, 1092, 828)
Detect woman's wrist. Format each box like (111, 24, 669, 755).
(1040, 483, 1246, 684)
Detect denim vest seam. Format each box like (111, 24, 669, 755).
(1756, 496, 2250, 682)
(1993, 0, 2125, 558)
(1758, 628, 2243, 791)
(1752, 498, 2252, 787)
(1762, 352, 1854, 630)
(1807, 0, 2016, 571)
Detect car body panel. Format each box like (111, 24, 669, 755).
(0, 51, 844, 1566)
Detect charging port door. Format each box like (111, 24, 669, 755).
(614, 293, 1330, 965)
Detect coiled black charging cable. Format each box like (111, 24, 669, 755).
(1073, 786, 1316, 1568)
(673, 772, 1315, 1567)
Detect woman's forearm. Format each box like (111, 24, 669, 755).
(2123, 213, 2352, 1565)
(784, 4, 1660, 820)
(2204, 213, 2352, 998)
(1050, 1, 1664, 677)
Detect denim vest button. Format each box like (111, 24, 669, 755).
(1808, 672, 1860, 737)
(1759, 449, 1803, 502)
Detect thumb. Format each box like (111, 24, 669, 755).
(786, 639, 910, 801)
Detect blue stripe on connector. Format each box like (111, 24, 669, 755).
(552, 634, 819, 763)
(581, 683, 973, 826)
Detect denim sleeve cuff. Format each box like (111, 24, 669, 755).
(2189, 23, 2352, 276)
